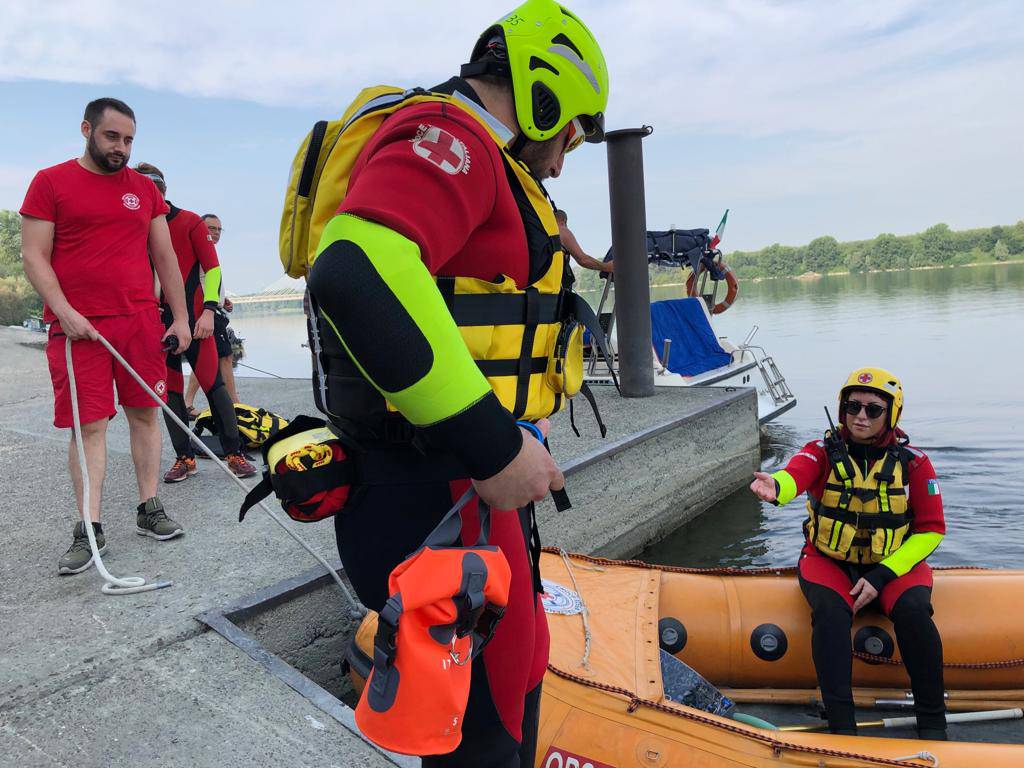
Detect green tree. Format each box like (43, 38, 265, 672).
(0, 209, 23, 275)
(0, 210, 41, 322)
(866, 233, 911, 270)
(804, 236, 841, 273)
(994, 239, 1010, 262)
(844, 249, 866, 273)
(921, 223, 957, 263)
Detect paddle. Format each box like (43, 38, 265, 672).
(778, 707, 1023, 732)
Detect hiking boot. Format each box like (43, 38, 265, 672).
(58, 521, 106, 575)
(163, 456, 198, 483)
(136, 497, 184, 541)
(226, 453, 257, 478)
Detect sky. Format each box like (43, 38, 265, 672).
(1, 0, 1022, 293)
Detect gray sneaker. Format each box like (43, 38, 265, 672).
(58, 521, 107, 575)
(136, 497, 184, 541)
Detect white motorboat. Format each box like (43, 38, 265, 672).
(582, 223, 797, 425)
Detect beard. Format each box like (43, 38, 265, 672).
(87, 132, 129, 172)
(517, 135, 562, 181)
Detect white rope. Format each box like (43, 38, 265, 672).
(67, 334, 364, 614)
(67, 337, 169, 595)
(558, 547, 592, 670)
(891, 752, 938, 767)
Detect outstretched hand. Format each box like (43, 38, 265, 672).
(749, 471, 777, 502)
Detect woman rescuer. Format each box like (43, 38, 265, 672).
(750, 367, 947, 739)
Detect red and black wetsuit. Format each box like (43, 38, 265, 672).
(775, 429, 947, 735)
(162, 203, 239, 458)
(308, 78, 549, 766)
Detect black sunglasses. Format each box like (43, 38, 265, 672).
(843, 401, 887, 419)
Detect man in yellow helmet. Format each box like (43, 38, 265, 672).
(750, 368, 947, 739)
(305, 1, 608, 762)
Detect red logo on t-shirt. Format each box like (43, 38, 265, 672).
(122, 193, 141, 210)
(154, 379, 166, 396)
(857, 372, 873, 384)
(412, 125, 470, 175)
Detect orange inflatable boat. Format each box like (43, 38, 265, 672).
(353, 551, 1024, 766)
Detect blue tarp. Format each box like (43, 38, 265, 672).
(650, 298, 732, 377)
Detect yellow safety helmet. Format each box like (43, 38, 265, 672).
(839, 367, 904, 430)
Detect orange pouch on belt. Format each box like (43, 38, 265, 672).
(355, 489, 511, 756)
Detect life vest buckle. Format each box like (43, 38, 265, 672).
(382, 416, 417, 445)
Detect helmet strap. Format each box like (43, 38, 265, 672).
(508, 132, 529, 157)
(460, 60, 510, 79)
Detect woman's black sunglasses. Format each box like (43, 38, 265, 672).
(843, 401, 887, 419)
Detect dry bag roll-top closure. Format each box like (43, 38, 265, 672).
(355, 489, 511, 756)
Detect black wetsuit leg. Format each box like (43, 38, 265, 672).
(163, 390, 193, 458)
(889, 586, 946, 736)
(799, 577, 857, 734)
(338, 460, 544, 767)
(161, 306, 241, 457)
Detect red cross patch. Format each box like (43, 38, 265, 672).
(857, 372, 873, 384)
(411, 125, 470, 175)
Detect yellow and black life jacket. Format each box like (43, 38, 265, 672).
(805, 438, 913, 564)
(193, 403, 288, 449)
(285, 85, 612, 442)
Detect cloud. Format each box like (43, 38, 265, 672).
(1, 0, 1021, 257)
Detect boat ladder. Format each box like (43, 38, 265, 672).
(740, 326, 794, 405)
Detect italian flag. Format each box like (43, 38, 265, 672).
(927, 479, 941, 496)
(709, 209, 729, 249)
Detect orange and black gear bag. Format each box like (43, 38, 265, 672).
(354, 488, 511, 756)
(238, 415, 355, 523)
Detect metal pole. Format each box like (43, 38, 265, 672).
(605, 126, 654, 397)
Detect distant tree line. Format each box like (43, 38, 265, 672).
(726, 220, 1024, 280)
(572, 219, 1024, 293)
(0, 210, 42, 326)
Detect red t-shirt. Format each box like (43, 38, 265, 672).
(339, 100, 529, 286)
(20, 159, 168, 323)
(165, 204, 219, 319)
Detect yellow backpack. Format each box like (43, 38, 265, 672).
(279, 86, 452, 278)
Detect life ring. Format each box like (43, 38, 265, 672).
(686, 261, 739, 314)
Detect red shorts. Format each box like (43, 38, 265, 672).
(46, 309, 167, 428)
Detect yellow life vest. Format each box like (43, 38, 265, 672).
(805, 441, 912, 564)
(193, 403, 288, 449)
(284, 86, 603, 436)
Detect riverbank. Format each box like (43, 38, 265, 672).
(0, 325, 758, 767)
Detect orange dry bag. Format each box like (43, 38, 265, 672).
(355, 489, 511, 756)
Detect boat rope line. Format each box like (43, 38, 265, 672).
(557, 548, 592, 670)
(854, 650, 1024, 670)
(544, 663, 941, 767)
(67, 334, 363, 614)
(543, 548, 993, 578)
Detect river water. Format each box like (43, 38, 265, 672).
(228, 263, 1024, 569)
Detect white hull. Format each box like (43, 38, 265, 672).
(585, 350, 797, 425)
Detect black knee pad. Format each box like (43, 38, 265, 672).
(801, 580, 853, 628)
(890, 586, 934, 622)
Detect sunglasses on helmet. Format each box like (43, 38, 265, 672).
(843, 400, 887, 419)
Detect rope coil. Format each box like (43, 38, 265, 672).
(67, 334, 363, 614)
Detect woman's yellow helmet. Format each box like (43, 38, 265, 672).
(839, 367, 904, 430)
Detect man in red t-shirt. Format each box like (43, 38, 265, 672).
(21, 97, 193, 576)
